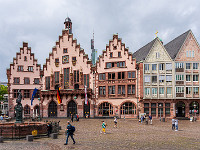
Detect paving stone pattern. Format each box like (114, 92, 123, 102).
(0, 119, 200, 150)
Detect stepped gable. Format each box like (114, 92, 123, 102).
(96, 34, 134, 67)
(42, 28, 92, 72)
(164, 30, 191, 60)
(132, 38, 157, 62)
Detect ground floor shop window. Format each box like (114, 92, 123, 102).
(165, 103, 170, 115)
(158, 103, 163, 117)
(24, 105, 30, 115)
(189, 101, 199, 114)
(98, 102, 113, 116)
(151, 103, 156, 115)
(144, 103, 149, 115)
(120, 102, 136, 115)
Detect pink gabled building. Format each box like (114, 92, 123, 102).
(95, 34, 140, 118)
(7, 42, 42, 118)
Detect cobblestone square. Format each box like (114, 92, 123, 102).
(1, 118, 200, 150)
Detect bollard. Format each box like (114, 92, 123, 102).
(51, 133, 58, 139)
(26, 135, 33, 142)
(0, 136, 3, 143)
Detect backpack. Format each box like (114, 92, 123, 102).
(71, 126, 75, 133)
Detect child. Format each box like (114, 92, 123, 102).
(101, 121, 107, 134)
(114, 117, 117, 128)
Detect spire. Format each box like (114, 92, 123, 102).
(64, 17, 72, 34)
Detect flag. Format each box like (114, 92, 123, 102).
(57, 87, 62, 104)
(31, 88, 38, 106)
(85, 85, 88, 105)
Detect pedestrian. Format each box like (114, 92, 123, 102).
(77, 114, 79, 121)
(175, 118, 178, 131)
(114, 117, 117, 128)
(101, 121, 107, 134)
(0, 115, 3, 122)
(172, 117, 175, 130)
(75, 114, 77, 121)
(64, 121, 76, 145)
(145, 115, 148, 125)
(149, 115, 152, 125)
(141, 115, 143, 124)
(47, 122, 52, 137)
(71, 114, 74, 122)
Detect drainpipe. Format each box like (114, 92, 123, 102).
(136, 64, 139, 119)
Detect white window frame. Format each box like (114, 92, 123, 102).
(193, 87, 199, 94)
(193, 75, 199, 82)
(193, 63, 199, 70)
(186, 87, 192, 95)
(156, 52, 160, 59)
(176, 87, 184, 93)
(176, 74, 184, 81)
(159, 87, 164, 94)
(152, 88, 157, 96)
(145, 88, 150, 96)
(167, 87, 172, 94)
(186, 63, 191, 70)
(186, 75, 191, 82)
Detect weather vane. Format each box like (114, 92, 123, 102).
(155, 31, 158, 37)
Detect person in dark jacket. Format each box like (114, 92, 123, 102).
(64, 121, 76, 145)
(47, 122, 52, 137)
(71, 114, 74, 122)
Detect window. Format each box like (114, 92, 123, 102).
(159, 75, 165, 83)
(127, 85, 135, 94)
(24, 105, 30, 115)
(99, 86, 106, 96)
(166, 63, 172, 71)
(45, 77, 50, 90)
(176, 87, 184, 93)
(14, 78, 20, 84)
(108, 73, 115, 80)
(110, 52, 113, 58)
(193, 63, 199, 70)
(175, 63, 184, 68)
(156, 52, 160, 58)
(72, 57, 76, 61)
(13, 89, 19, 98)
(118, 85, 125, 95)
(55, 72, 59, 84)
(193, 75, 199, 82)
(186, 51, 188, 57)
(84, 74, 89, 88)
(106, 62, 112, 68)
(144, 64, 149, 71)
(24, 90, 30, 98)
(166, 75, 172, 82)
(176, 74, 184, 81)
(152, 88, 157, 95)
(55, 58, 59, 67)
(118, 72, 125, 79)
(186, 75, 191, 82)
(128, 71, 135, 78)
(186, 87, 192, 94)
(34, 78, 39, 84)
(192, 51, 195, 57)
(145, 88, 150, 96)
(159, 63, 164, 70)
(151, 103, 156, 115)
(108, 86, 115, 94)
(159, 87, 164, 94)
(64, 68, 70, 89)
(193, 87, 199, 94)
(165, 103, 170, 115)
(144, 76, 151, 83)
(144, 103, 149, 115)
(24, 56, 27, 61)
(74, 70, 79, 83)
(87, 74, 89, 88)
(118, 52, 121, 57)
(120, 102, 136, 115)
(24, 78, 30, 84)
(28, 66, 33, 72)
(186, 63, 191, 69)
(152, 64, 157, 71)
(99, 73, 105, 80)
(167, 87, 172, 94)
(152, 76, 157, 83)
(117, 61, 125, 67)
(63, 48, 68, 53)
(18, 66, 23, 71)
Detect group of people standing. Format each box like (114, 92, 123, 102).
(140, 115, 153, 125)
(70, 114, 79, 122)
(172, 117, 178, 131)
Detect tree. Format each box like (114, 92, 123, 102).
(0, 85, 8, 101)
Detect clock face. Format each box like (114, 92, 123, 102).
(62, 55, 69, 64)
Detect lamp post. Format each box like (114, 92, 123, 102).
(194, 103, 197, 122)
(38, 98, 41, 121)
(123, 104, 125, 120)
(159, 104, 162, 121)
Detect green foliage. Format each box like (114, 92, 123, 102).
(0, 85, 8, 100)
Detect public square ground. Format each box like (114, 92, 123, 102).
(0, 118, 200, 150)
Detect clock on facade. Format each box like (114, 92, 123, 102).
(62, 55, 69, 64)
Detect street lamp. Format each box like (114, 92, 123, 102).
(123, 104, 125, 120)
(159, 104, 162, 121)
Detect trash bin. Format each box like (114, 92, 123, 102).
(162, 118, 165, 122)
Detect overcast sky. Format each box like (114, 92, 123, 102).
(0, 0, 200, 82)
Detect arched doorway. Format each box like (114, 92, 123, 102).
(24, 105, 30, 116)
(34, 105, 39, 117)
(84, 101, 90, 117)
(48, 101, 57, 117)
(67, 101, 77, 117)
(120, 102, 136, 115)
(98, 102, 113, 116)
(189, 101, 199, 115)
(176, 101, 185, 117)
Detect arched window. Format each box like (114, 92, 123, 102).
(121, 102, 136, 114)
(24, 105, 30, 115)
(189, 101, 199, 114)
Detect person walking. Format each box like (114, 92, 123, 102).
(145, 115, 148, 125)
(149, 115, 152, 125)
(47, 122, 52, 137)
(71, 114, 74, 122)
(141, 115, 143, 124)
(101, 121, 107, 134)
(172, 117, 175, 130)
(175, 118, 178, 131)
(114, 117, 117, 128)
(77, 114, 79, 121)
(64, 121, 76, 145)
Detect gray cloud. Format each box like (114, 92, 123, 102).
(1, 0, 200, 82)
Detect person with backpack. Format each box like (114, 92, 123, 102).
(64, 121, 76, 145)
(101, 121, 107, 134)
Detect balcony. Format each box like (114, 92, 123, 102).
(176, 68, 184, 72)
(176, 93, 184, 97)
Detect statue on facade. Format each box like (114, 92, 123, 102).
(15, 90, 23, 123)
